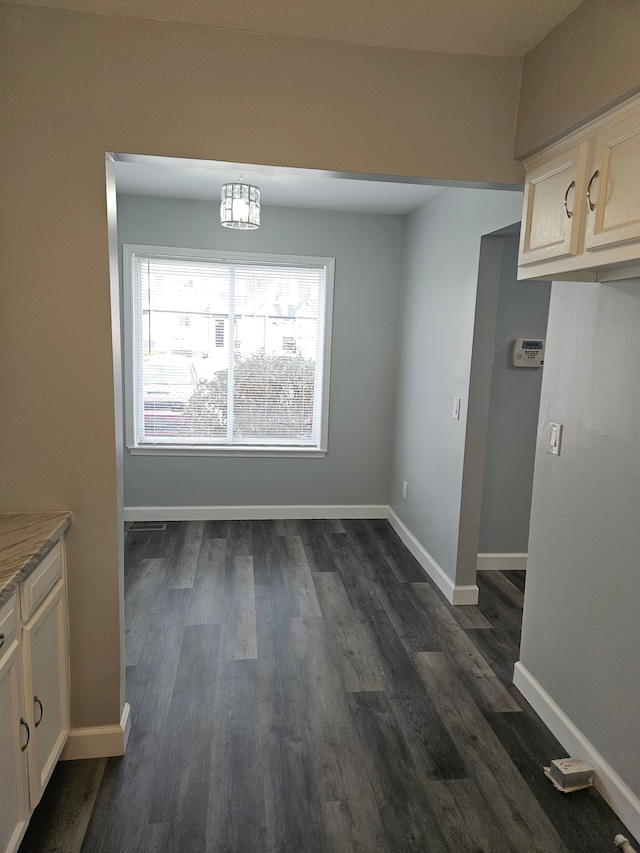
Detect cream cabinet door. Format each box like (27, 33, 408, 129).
(0, 640, 30, 853)
(519, 142, 589, 266)
(584, 109, 640, 252)
(21, 580, 70, 810)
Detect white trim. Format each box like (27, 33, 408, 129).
(60, 702, 131, 761)
(387, 509, 479, 605)
(123, 505, 479, 604)
(477, 553, 528, 571)
(123, 505, 389, 522)
(513, 663, 640, 841)
(128, 445, 326, 458)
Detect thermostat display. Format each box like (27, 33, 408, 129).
(512, 338, 545, 367)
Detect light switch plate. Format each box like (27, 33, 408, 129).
(547, 422, 562, 456)
(452, 397, 461, 420)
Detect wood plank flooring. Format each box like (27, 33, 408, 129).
(19, 519, 637, 852)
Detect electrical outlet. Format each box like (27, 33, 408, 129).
(402, 481, 408, 500)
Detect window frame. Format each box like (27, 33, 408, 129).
(123, 244, 335, 457)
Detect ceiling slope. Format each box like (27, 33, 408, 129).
(6, 0, 584, 55)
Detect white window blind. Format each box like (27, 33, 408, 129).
(125, 246, 334, 454)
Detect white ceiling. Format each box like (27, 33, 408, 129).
(114, 159, 450, 215)
(7, 0, 583, 56)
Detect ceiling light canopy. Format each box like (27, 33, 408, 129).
(220, 180, 260, 230)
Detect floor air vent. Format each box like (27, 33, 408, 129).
(127, 521, 167, 532)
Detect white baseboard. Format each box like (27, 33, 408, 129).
(387, 509, 478, 605)
(124, 504, 478, 605)
(60, 702, 131, 761)
(513, 662, 640, 841)
(477, 553, 527, 571)
(123, 505, 389, 522)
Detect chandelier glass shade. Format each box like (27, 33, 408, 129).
(220, 182, 261, 230)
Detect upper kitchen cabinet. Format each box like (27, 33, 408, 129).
(518, 141, 588, 266)
(583, 108, 640, 253)
(518, 94, 640, 282)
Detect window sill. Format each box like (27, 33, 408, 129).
(128, 445, 327, 458)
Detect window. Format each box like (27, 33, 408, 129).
(124, 245, 334, 456)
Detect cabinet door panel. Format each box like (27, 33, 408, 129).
(0, 641, 29, 853)
(585, 111, 640, 251)
(21, 580, 69, 809)
(519, 142, 588, 266)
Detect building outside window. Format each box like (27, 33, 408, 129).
(282, 336, 296, 353)
(124, 246, 334, 456)
(215, 318, 225, 348)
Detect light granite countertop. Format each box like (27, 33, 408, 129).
(0, 512, 72, 607)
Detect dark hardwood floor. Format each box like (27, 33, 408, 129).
(19, 519, 637, 852)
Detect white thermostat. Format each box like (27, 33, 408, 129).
(512, 338, 545, 367)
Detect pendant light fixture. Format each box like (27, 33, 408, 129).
(220, 175, 261, 230)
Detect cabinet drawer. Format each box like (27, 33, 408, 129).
(20, 542, 64, 621)
(0, 594, 19, 657)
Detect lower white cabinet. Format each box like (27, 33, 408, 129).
(0, 639, 29, 853)
(0, 540, 70, 853)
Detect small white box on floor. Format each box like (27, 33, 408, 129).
(544, 758, 594, 792)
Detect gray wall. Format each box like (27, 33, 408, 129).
(389, 188, 522, 587)
(117, 195, 403, 509)
(520, 277, 640, 798)
(478, 235, 550, 554)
